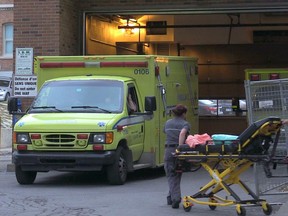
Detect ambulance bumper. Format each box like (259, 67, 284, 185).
(12, 150, 116, 171)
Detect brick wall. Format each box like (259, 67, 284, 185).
(59, 0, 80, 55)
(0, 0, 13, 4)
(14, 0, 61, 56)
(0, 0, 13, 72)
(0, 58, 13, 71)
(14, 0, 80, 56)
(78, 0, 288, 11)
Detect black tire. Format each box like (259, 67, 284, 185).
(263, 203, 272, 215)
(4, 93, 10, 101)
(208, 198, 217, 210)
(236, 206, 246, 216)
(183, 205, 192, 212)
(15, 166, 37, 185)
(106, 146, 128, 185)
(190, 163, 202, 172)
(209, 205, 217, 210)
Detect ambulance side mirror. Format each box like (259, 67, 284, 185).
(145, 96, 156, 112)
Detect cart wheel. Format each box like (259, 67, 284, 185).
(183, 202, 192, 212)
(263, 203, 272, 215)
(183, 205, 192, 212)
(209, 205, 217, 210)
(208, 198, 217, 210)
(236, 206, 246, 216)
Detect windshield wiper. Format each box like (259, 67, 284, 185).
(71, 106, 111, 113)
(32, 106, 63, 112)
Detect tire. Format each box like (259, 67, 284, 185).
(208, 198, 217, 210)
(209, 205, 217, 210)
(183, 205, 192, 212)
(236, 206, 246, 216)
(4, 93, 10, 101)
(106, 146, 128, 185)
(263, 203, 272, 215)
(15, 166, 37, 185)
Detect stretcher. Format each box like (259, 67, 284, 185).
(174, 117, 282, 216)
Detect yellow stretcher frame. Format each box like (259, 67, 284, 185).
(174, 117, 282, 216)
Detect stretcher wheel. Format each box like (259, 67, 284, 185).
(183, 205, 192, 212)
(208, 205, 217, 210)
(236, 206, 246, 216)
(262, 203, 272, 215)
(182, 202, 192, 212)
(190, 164, 202, 172)
(208, 198, 217, 210)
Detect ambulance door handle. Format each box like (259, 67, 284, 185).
(141, 125, 144, 132)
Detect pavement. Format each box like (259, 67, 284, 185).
(1, 144, 288, 216)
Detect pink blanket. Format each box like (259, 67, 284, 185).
(185, 133, 212, 148)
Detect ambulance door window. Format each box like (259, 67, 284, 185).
(127, 85, 139, 112)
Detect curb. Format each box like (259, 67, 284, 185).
(0, 147, 13, 172)
(6, 163, 15, 172)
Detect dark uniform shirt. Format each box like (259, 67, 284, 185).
(164, 117, 191, 145)
(163, 117, 191, 161)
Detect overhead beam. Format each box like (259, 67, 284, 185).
(118, 23, 288, 29)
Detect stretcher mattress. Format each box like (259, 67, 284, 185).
(177, 116, 281, 156)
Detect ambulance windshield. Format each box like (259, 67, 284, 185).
(30, 79, 124, 113)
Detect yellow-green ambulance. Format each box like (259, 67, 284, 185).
(8, 55, 198, 185)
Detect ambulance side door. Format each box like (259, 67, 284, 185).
(126, 84, 145, 161)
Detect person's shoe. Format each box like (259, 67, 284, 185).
(171, 200, 181, 209)
(167, 196, 172, 205)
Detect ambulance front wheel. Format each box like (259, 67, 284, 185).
(15, 165, 37, 185)
(106, 146, 128, 185)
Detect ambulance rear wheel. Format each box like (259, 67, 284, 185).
(15, 166, 37, 185)
(106, 146, 128, 185)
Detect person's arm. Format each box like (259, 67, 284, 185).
(128, 94, 137, 112)
(282, 119, 288, 125)
(179, 128, 188, 145)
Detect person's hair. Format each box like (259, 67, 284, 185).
(172, 104, 187, 117)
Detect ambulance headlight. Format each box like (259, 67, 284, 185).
(92, 134, 105, 143)
(16, 133, 31, 144)
(89, 132, 113, 144)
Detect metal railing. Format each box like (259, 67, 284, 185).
(245, 79, 288, 196)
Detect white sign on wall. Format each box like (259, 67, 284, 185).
(15, 48, 34, 75)
(13, 76, 37, 97)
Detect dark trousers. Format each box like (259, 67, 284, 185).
(164, 147, 182, 202)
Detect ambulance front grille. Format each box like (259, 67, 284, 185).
(45, 134, 75, 144)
